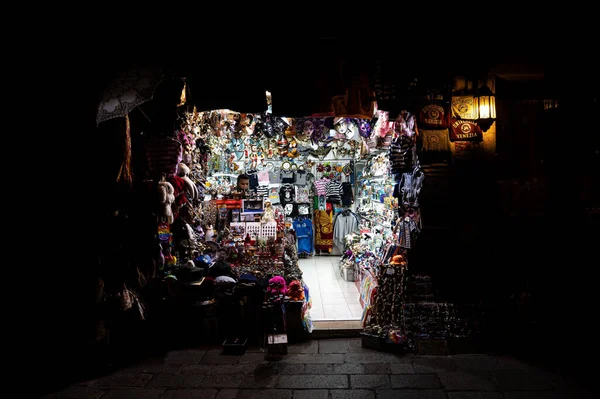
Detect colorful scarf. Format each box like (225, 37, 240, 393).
(314, 209, 333, 252)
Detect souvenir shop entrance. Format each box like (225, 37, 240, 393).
(94, 67, 492, 360)
(168, 88, 484, 351)
(184, 110, 366, 322)
(94, 103, 444, 354)
(171, 104, 414, 323)
(95, 86, 435, 356)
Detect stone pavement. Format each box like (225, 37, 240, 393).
(42, 338, 595, 399)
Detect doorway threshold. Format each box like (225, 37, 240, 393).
(311, 319, 362, 339)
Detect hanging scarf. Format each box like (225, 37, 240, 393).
(314, 208, 333, 252)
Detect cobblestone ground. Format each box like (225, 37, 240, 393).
(42, 338, 595, 399)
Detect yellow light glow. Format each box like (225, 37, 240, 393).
(479, 96, 491, 119)
(477, 83, 496, 121)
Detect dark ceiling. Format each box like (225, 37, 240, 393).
(85, 35, 565, 125)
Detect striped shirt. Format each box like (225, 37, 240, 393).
(325, 180, 343, 204)
(254, 186, 269, 199)
(314, 178, 329, 196)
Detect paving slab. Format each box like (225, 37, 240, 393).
(40, 338, 595, 399)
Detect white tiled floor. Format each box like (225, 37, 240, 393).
(299, 255, 363, 321)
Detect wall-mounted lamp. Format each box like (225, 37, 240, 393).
(477, 79, 496, 132)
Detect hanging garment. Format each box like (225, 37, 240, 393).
(295, 186, 311, 203)
(283, 203, 298, 218)
(295, 169, 308, 185)
(293, 218, 314, 255)
(318, 196, 327, 210)
(280, 170, 295, 184)
(268, 168, 281, 184)
(254, 185, 269, 199)
(398, 217, 420, 249)
(247, 169, 259, 189)
(448, 117, 483, 142)
(258, 169, 270, 186)
(298, 203, 311, 216)
(389, 134, 414, 175)
(314, 209, 333, 252)
(333, 210, 359, 250)
(451, 96, 478, 120)
(314, 178, 329, 196)
(419, 101, 450, 129)
(145, 137, 183, 177)
(341, 182, 354, 206)
(279, 184, 295, 204)
(396, 166, 425, 207)
(268, 186, 281, 204)
(325, 180, 343, 204)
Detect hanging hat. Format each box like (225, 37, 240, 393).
(238, 273, 259, 287)
(215, 275, 236, 285)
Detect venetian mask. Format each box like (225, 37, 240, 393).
(273, 117, 289, 134)
(334, 118, 349, 134)
(303, 120, 315, 136)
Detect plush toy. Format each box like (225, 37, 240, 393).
(177, 162, 198, 201)
(267, 276, 287, 296)
(158, 178, 175, 225)
(287, 280, 305, 301)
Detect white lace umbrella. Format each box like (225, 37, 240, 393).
(96, 65, 163, 185)
(96, 65, 163, 125)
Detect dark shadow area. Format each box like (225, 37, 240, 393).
(413, 92, 599, 388)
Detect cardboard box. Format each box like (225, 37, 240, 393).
(341, 267, 355, 282)
(222, 337, 248, 355)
